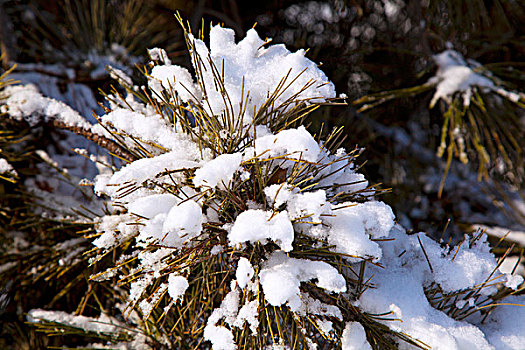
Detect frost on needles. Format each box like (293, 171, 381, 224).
(14, 23, 523, 349)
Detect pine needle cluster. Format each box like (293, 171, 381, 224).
(77, 19, 423, 349)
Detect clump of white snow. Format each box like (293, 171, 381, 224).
(93, 214, 138, 249)
(341, 322, 372, 350)
(93, 152, 204, 201)
(147, 25, 335, 130)
(93, 107, 205, 154)
(194, 153, 242, 189)
(127, 194, 179, 219)
(2, 84, 94, 129)
(229, 210, 294, 252)
(323, 201, 395, 262)
(428, 49, 522, 107)
(148, 47, 172, 65)
(0, 158, 17, 176)
(429, 50, 494, 107)
(358, 225, 523, 350)
(236, 257, 255, 290)
(264, 184, 294, 208)
(149, 65, 201, 102)
(162, 200, 203, 246)
(204, 323, 236, 350)
(259, 251, 346, 310)
(108, 66, 133, 86)
(286, 189, 329, 223)
(252, 126, 322, 164)
(168, 274, 189, 302)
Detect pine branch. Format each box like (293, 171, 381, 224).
(51, 120, 136, 162)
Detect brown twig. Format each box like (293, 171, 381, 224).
(52, 120, 136, 162)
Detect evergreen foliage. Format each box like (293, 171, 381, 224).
(0, 1, 524, 349)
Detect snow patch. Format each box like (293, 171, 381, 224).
(341, 322, 372, 350)
(259, 251, 346, 310)
(194, 153, 242, 189)
(168, 274, 189, 302)
(229, 210, 294, 251)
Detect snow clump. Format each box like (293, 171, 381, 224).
(0, 158, 17, 176)
(341, 321, 372, 350)
(429, 49, 522, 107)
(168, 274, 189, 302)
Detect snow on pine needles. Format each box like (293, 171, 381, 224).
(3, 19, 524, 350)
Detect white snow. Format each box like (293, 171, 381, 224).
(154, 25, 335, 131)
(93, 214, 137, 249)
(127, 193, 179, 219)
(341, 322, 372, 350)
(0, 158, 17, 176)
(317, 162, 369, 195)
(136, 213, 169, 244)
(317, 319, 333, 335)
(322, 201, 395, 262)
(228, 210, 294, 251)
(96, 108, 201, 152)
(139, 283, 168, 317)
(295, 294, 342, 320)
(252, 126, 321, 165)
(128, 193, 198, 248)
(503, 273, 523, 289)
(204, 280, 260, 349)
(108, 66, 133, 86)
(162, 200, 203, 246)
(264, 184, 294, 208)
(94, 151, 203, 200)
(149, 65, 201, 102)
(480, 295, 525, 350)
(2, 84, 94, 129)
(28, 309, 122, 335)
(357, 225, 522, 350)
(129, 275, 154, 306)
(426, 234, 500, 293)
(359, 266, 495, 350)
(204, 287, 240, 350)
(499, 256, 525, 276)
(259, 251, 346, 310)
(204, 324, 236, 350)
(235, 299, 259, 333)
(286, 189, 328, 223)
(193, 153, 242, 189)
(168, 274, 189, 302)
(137, 249, 172, 278)
(5, 64, 101, 122)
(148, 47, 172, 65)
(236, 257, 255, 289)
(429, 50, 498, 107)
